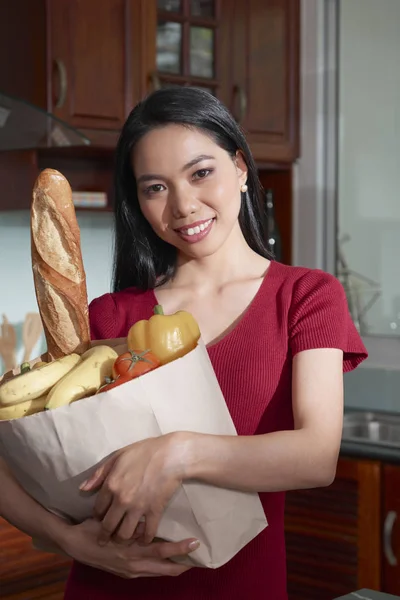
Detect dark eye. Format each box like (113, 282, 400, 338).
(144, 183, 165, 196)
(193, 168, 212, 180)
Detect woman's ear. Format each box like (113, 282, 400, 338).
(234, 151, 248, 187)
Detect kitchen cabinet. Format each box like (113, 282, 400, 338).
(153, 0, 300, 164)
(0, 147, 115, 211)
(0, 517, 70, 599)
(0, 0, 299, 248)
(286, 457, 400, 600)
(1, 0, 154, 140)
(48, 0, 129, 131)
(1, 0, 299, 160)
(285, 457, 381, 600)
(383, 464, 400, 595)
(259, 167, 293, 266)
(219, 0, 300, 163)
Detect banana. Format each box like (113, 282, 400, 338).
(0, 395, 48, 420)
(45, 345, 118, 410)
(0, 354, 81, 406)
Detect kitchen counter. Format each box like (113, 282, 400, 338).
(336, 590, 400, 599)
(341, 439, 400, 463)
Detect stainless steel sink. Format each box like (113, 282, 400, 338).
(342, 411, 400, 447)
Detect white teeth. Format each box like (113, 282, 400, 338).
(180, 219, 213, 236)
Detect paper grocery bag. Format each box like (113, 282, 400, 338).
(0, 341, 267, 568)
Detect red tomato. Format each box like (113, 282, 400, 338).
(112, 349, 161, 381)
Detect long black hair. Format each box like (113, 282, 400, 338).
(112, 87, 272, 292)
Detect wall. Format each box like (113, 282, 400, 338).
(0, 211, 114, 373)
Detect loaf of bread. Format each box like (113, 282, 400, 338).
(31, 169, 91, 360)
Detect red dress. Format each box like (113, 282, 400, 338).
(64, 262, 367, 600)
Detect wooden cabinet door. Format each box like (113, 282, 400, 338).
(0, 518, 70, 599)
(47, 0, 129, 131)
(382, 464, 400, 595)
(220, 0, 300, 163)
(285, 458, 381, 600)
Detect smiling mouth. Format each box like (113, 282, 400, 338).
(176, 218, 214, 237)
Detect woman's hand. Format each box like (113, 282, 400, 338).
(80, 433, 190, 546)
(62, 518, 199, 579)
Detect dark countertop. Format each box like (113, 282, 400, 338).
(340, 439, 400, 464)
(335, 590, 400, 599)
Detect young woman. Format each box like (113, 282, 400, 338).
(0, 88, 367, 600)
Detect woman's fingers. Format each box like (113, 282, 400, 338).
(113, 510, 144, 544)
(131, 520, 146, 540)
(143, 510, 161, 545)
(80, 456, 118, 492)
(98, 505, 126, 546)
(151, 538, 200, 560)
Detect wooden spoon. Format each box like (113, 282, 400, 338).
(0, 315, 17, 372)
(22, 313, 43, 363)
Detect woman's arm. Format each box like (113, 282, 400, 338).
(0, 458, 69, 548)
(183, 348, 344, 491)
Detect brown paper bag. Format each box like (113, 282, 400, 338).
(0, 341, 267, 568)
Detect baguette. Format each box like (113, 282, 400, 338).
(31, 169, 90, 360)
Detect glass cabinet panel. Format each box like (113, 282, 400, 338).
(190, 27, 214, 78)
(156, 22, 182, 74)
(157, 0, 182, 13)
(156, 0, 218, 93)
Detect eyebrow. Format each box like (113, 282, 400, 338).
(136, 154, 215, 184)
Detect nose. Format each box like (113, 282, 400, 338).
(169, 184, 199, 219)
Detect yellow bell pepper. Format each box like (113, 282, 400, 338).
(127, 305, 200, 365)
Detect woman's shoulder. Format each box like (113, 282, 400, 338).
(89, 287, 155, 340)
(270, 261, 344, 303)
(269, 262, 367, 371)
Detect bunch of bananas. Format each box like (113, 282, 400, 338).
(0, 346, 118, 420)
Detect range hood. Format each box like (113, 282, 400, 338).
(0, 92, 90, 151)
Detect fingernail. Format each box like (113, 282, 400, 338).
(188, 540, 200, 551)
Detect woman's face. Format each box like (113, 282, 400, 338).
(132, 124, 248, 259)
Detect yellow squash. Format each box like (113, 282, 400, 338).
(0, 395, 48, 420)
(45, 345, 118, 410)
(127, 304, 200, 365)
(0, 354, 81, 406)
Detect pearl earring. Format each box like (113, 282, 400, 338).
(240, 184, 248, 193)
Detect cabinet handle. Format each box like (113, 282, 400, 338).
(233, 85, 247, 124)
(54, 59, 68, 109)
(150, 72, 161, 92)
(383, 510, 398, 567)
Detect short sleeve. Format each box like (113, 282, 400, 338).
(288, 270, 368, 372)
(89, 293, 118, 341)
